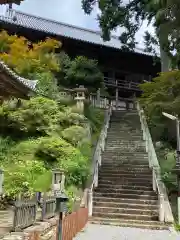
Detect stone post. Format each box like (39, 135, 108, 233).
(74, 86, 86, 113)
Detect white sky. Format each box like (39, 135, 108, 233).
(0, 0, 156, 48)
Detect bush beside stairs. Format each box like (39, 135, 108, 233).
(90, 110, 169, 230)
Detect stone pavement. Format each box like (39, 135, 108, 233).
(0, 210, 13, 238)
(74, 224, 180, 240)
(0, 208, 42, 238)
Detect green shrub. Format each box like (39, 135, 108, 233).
(62, 126, 88, 146)
(0, 137, 14, 162)
(8, 139, 40, 162)
(65, 185, 81, 212)
(36, 136, 90, 187)
(84, 103, 104, 133)
(4, 160, 47, 197)
(0, 97, 62, 138)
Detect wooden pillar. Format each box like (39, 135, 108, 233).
(125, 99, 129, 110)
(115, 84, 118, 110)
(96, 88, 100, 107)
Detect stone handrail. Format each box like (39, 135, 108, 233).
(137, 102, 174, 223)
(88, 103, 112, 216)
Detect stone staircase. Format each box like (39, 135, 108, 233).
(91, 110, 169, 230)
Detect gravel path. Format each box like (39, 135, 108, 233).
(74, 224, 180, 240)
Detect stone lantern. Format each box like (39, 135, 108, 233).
(74, 85, 87, 112)
(0, 169, 4, 195)
(52, 169, 65, 196)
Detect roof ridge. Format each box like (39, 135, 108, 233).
(13, 9, 104, 36)
(0, 9, 155, 56)
(8, 9, 147, 54)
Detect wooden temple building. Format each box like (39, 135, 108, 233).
(0, 8, 161, 105)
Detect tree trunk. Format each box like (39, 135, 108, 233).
(158, 26, 171, 72)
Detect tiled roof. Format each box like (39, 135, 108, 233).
(0, 9, 154, 57)
(0, 60, 37, 91)
(0, 0, 21, 4)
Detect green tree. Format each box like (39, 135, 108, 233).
(82, 0, 180, 71)
(58, 55, 104, 91)
(0, 31, 61, 97)
(139, 70, 180, 143)
(0, 31, 61, 78)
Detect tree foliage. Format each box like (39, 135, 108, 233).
(0, 30, 61, 78)
(82, 0, 180, 66)
(140, 70, 180, 143)
(58, 55, 104, 91)
(0, 97, 61, 138)
(62, 125, 89, 146)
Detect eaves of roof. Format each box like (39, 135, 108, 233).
(0, 60, 37, 92)
(0, 0, 21, 4)
(0, 9, 155, 57)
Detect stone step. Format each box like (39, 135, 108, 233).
(101, 163, 149, 167)
(100, 168, 150, 174)
(94, 188, 155, 195)
(99, 173, 152, 178)
(98, 179, 152, 186)
(104, 150, 147, 154)
(93, 196, 157, 205)
(109, 127, 141, 131)
(107, 135, 142, 138)
(97, 183, 153, 191)
(98, 176, 152, 182)
(105, 142, 145, 146)
(90, 218, 169, 230)
(93, 201, 158, 210)
(107, 134, 143, 138)
(105, 144, 145, 147)
(102, 159, 149, 164)
(105, 148, 146, 153)
(103, 152, 148, 157)
(108, 129, 142, 133)
(107, 130, 141, 133)
(107, 138, 143, 141)
(101, 161, 149, 165)
(108, 128, 142, 131)
(92, 211, 158, 221)
(94, 192, 157, 200)
(93, 206, 158, 215)
(99, 175, 152, 184)
(106, 139, 145, 143)
(102, 154, 148, 158)
(99, 169, 151, 174)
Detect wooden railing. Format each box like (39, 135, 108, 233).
(137, 102, 174, 223)
(41, 197, 56, 221)
(62, 208, 88, 240)
(104, 77, 141, 91)
(13, 200, 37, 231)
(90, 95, 136, 110)
(88, 104, 112, 216)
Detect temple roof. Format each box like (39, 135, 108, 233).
(0, 9, 154, 57)
(0, 0, 21, 4)
(0, 60, 37, 98)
